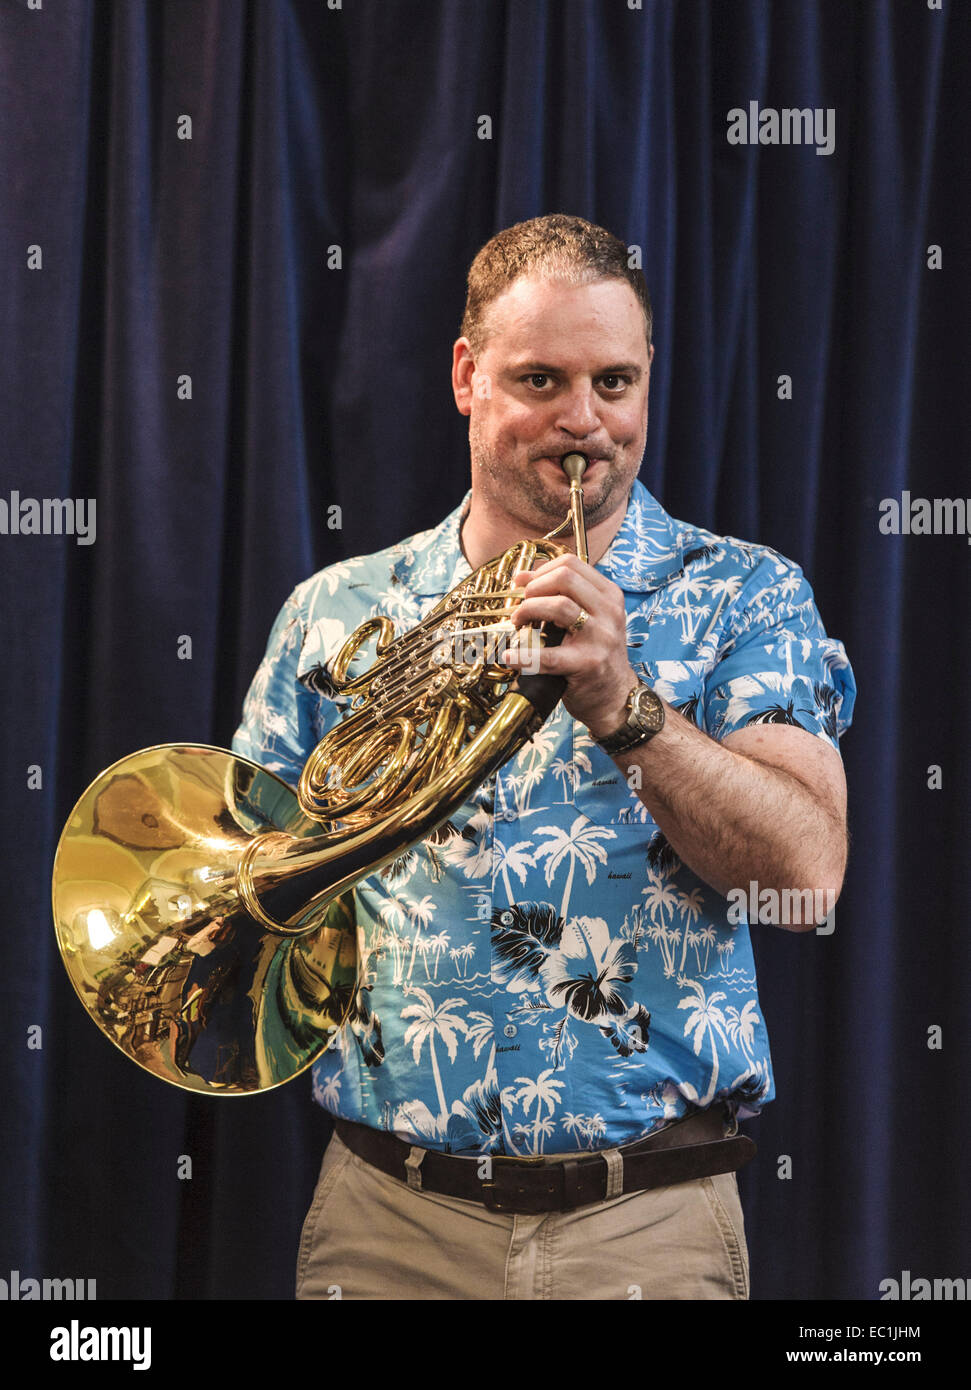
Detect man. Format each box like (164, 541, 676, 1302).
(233, 214, 855, 1300)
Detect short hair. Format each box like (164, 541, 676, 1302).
(460, 213, 652, 355)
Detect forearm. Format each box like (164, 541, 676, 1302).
(610, 699, 847, 920)
(506, 553, 847, 922)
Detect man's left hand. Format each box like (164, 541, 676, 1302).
(505, 554, 638, 740)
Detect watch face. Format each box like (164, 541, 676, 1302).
(631, 685, 664, 732)
(596, 684, 665, 755)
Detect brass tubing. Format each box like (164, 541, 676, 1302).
(560, 452, 589, 563)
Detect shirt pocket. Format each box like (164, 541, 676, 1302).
(569, 725, 658, 830)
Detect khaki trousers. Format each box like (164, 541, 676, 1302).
(296, 1130, 750, 1301)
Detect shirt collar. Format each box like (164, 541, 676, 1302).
(597, 478, 687, 592)
(400, 478, 686, 597)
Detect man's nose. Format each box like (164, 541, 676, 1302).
(554, 384, 600, 438)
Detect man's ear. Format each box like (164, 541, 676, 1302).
(452, 338, 476, 417)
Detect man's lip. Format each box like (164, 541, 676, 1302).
(536, 455, 605, 468)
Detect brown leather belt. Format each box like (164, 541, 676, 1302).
(334, 1107, 756, 1214)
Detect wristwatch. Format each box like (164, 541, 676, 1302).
(594, 681, 665, 756)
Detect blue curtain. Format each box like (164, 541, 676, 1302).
(1, 0, 967, 1300)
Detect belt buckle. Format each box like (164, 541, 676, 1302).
(480, 1155, 549, 1214)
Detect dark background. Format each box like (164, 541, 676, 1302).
(1, 0, 967, 1301)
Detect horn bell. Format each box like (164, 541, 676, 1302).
(52, 745, 357, 1095)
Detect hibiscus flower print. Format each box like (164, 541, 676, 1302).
(491, 902, 563, 993)
(538, 916, 637, 1023)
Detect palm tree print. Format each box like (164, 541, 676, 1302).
(716, 937, 736, 964)
(642, 869, 681, 927)
(503, 722, 560, 817)
(724, 999, 761, 1069)
(511, 1120, 533, 1149)
(449, 942, 475, 977)
(313, 1071, 341, 1110)
(550, 756, 578, 803)
(582, 1113, 607, 1148)
(562, 1112, 587, 1146)
(675, 888, 705, 972)
(427, 930, 450, 979)
(696, 925, 717, 973)
(377, 898, 410, 984)
(668, 571, 712, 644)
(516, 721, 559, 768)
(560, 1111, 610, 1150)
(494, 838, 535, 902)
(466, 1010, 496, 1073)
(506, 766, 545, 817)
(415, 935, 434, 979)
(401, 987, 469, 1124)
(513, 1068, 565, 1153)
(678, 980, 730, 1106)
(533, 816, 615, 920)
(405, 894, 436, 980)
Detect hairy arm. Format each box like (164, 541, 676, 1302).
(611, 713, 847, 927)
(507, 553, 848, 931)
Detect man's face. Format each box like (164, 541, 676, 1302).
(453, 274, 653, 535)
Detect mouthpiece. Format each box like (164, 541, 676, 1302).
(561, 452, 588, 484)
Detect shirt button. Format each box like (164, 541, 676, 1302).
(499, 910, 514, 926)
(503, 1024, 517, 1039)
(502, 808, 517, 822)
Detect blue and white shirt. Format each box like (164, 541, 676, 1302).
(232, 480, 856, 1155)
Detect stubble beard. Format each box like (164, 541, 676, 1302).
(470, 419, 637, 536)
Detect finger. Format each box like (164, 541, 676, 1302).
(510, 566, 606, 622)
(511, 595, 591, 632)
(513, 555, 613, 595)
(501, 640, 585, 675)
(519, 552, 598, 579)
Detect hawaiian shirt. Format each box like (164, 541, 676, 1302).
(232, 479, 856, 1155)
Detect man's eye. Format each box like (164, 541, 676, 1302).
(600, 374, 630, 391)
(522, 373, 553, 390)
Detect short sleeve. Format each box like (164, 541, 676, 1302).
(703, 554, 856, 750)
(231, 587, 324, 790)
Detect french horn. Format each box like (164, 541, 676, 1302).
(52, 454, 589, 1094)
